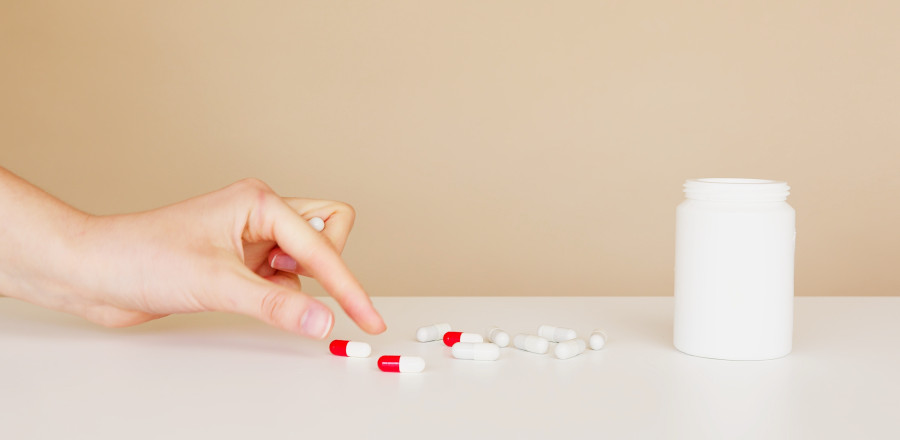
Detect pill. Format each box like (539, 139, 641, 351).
(443, 331, 484, 347)
(555, 339, 587, 360)
(589, 330, 607, 350)
(416, 323, 452, 342)
(513, 334, 550, 354)
(308, 217, 325, 232)
(328, 340, 372, 358)
(487, 327, 510, 347)
(377, 355, 425, 373)
(451, 342, 501, 361)
(538, 325, 577, 342)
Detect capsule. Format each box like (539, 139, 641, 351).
(443, 331, 484, 347)
(589, 329, 607, 350)
(416, 323, 452, 342)
(308, 217, 326, 232)
(555, 339, 587, 360)
(329, 340, 372, 358)
(486, 327, 510, 348)
(452, 342, 501, 361)
(537, 324, 577, 342)
(513, 334, 549, 354)
(377, 355, 425, 373)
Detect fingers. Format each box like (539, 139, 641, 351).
(215, 269, 334, 338)
(267, 198, 356, 276)
(264, 271, 302, 291)
(228, 180, 385, 334)
(259, 197, 385, 334)
(281, 198, 356, 254)
(268, 247, 311, 277)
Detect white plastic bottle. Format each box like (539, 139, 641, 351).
(674, 178, 796, 360)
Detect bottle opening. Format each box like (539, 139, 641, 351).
(684, 178, 790, 202)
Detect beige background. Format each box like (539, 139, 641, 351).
(2, 2, 898, 297)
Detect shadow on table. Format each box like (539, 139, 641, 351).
(0, 299, 317, 357)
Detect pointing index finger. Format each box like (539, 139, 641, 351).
(267, 200, 385, 334)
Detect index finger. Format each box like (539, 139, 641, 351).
(254, 196, 386, 334)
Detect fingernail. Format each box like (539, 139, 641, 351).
(270, 253, 298, 272)
(300, 305, 333, 339)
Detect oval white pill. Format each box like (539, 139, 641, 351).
(416, 323, 452, 342)
(513, 334, 549, 354)
(487, 327, 510, 348)
(538, 325, 577, 342)
(308, 217, 326, 232)
(555, 339, 586, 360)
(452, 342, 501, 361)
(590, 330, 607, 350)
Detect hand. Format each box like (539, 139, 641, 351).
(0, 172, 385, 338)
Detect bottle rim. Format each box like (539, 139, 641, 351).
(684, 178, 790, 202)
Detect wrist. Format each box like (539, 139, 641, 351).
(0, 202, 94, 308)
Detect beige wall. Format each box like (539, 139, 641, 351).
(2, 2, 898, 297)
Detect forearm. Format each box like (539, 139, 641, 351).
(0, 167, 91, 304)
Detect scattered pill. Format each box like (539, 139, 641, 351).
(589, 330, 607, 350)
(538, 325, 577, 342)
(443, 331, 484, 347)
(451, 342, 501, 361)
(308, 217, 325, 232)
(329, 340, 372, 358)
(555, 339, 587, 360)
(486, 327, 510, 348)
(377, 355, 425, 373)
(514, 334, 550, 354)
(416, 323, 452, 342)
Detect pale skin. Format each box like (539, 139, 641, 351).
(0, 166, 386, 338)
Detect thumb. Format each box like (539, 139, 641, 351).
(211, 270, 334, 338)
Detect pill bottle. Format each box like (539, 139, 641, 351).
(674, 178, 795, 360)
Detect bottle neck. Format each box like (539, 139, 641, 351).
(683, 178, 790, 202)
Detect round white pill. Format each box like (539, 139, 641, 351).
(452, 342, 501, 361)
(555, 339, 586, 360)
(590, 330, 607, 350)
(416, 323, 452, 342)
(513, 334, 549, 354)
(487, 327, 510, 348)
(538, 324, 577, 342)
(308, 217, 326, 232)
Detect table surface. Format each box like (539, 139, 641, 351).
(2, 296, 899, 439)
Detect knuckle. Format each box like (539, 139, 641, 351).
(336, 201, 356, 220)
(259, 289, 289, 324)
(258, 288, 304, 331)
(234, 177, 273, 194)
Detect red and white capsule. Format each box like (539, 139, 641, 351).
(329, 340, 372, 358)
(377, 355, 426, 373)
(443, 331, 484, 346)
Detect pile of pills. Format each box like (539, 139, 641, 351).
(328, 323, 608, 373)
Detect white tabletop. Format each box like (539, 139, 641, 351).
(2, 296, 899, 439)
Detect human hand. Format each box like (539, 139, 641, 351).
(1, 174, 385, 338)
